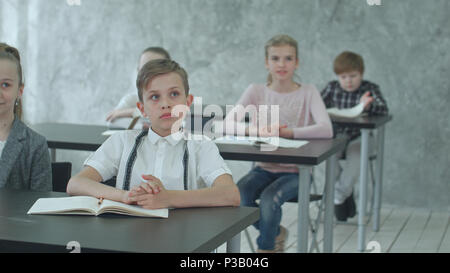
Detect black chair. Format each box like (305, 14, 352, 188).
(51, 162, 72, 193)
(102, 177, 117, 187)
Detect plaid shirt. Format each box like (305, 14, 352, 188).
(321, 80, 389, 139)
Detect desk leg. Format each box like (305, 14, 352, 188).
(50, 148, 56, 162)
(226, 233, 241, 253)
(358, 129, 370, 252)
(373, 125, 385, 232)
(297, 165, 311, 253)
(323, 154, 337, 253)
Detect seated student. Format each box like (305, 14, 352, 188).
(224, 34, 333, 253)
(321, 51, 389, 222)
(67, 59, 240, 209)
(106, 47, 171, 129)
(0, 43, 51, 191)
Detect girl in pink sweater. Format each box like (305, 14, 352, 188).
(225, 34, 332, 252)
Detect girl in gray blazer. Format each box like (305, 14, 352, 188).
(0, 43, 51, 191)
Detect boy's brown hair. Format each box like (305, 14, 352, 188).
(333, 51, 365, 75)
(136, 59, 189, 102)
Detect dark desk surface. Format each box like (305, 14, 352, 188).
(331, 115, 393, 129)
(30, 123, 110, 151)
(217, 137, 346, 165)
(0, 189, 258, 253)
(31, 122, 347, 165)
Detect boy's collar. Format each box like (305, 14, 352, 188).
(147, 127, 184, 146)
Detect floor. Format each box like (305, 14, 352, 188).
(218, 203, 450, 253)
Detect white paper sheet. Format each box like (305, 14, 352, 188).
(327, 103, 364, 118)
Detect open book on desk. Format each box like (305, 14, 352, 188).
(327, 103, 365, 118)
(214, 135, 308, 149)
(27, 196, 168, 218)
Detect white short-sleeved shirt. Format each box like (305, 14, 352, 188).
(84, 129, 232, 191)
(115, 93, 142, 118)
(0, 140, 5, 158)
(116, 93, 138, 110)
(107, 93, 146, 129)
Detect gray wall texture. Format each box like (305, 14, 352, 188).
(1, 0, 449, 211)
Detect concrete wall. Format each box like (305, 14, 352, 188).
(1, 0, 449, 210)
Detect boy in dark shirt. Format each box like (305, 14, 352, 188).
(321, 51, 388, 221)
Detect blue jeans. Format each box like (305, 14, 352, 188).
(237, 166, 299, 250)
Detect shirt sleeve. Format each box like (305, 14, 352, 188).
(293, 86, 334, 139)
(222, 84, 259, 135)
(84, 133, 125, 181)
(225, 84, 259, 122)
(196, 140, 232, 187)
(366, 84, 389, 115)
(115, 93, 139, 110)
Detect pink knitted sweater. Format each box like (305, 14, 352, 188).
(227, 83, 333, 173)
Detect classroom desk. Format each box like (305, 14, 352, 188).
(331, 115, 392, 252)
(216, 138, 346, 253)
(30, 121, 215, 158)
(0, 189, 258, 253)
(31, 122, 347, 253)
(30, 123, 109, 153)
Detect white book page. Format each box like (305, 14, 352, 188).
(276, 138, 309, 148)
(327, 103, 364, 118)
(214, 135, 255, 146)
(27, 196, 99, 215)
(214, 136, 308, 149)
(100, 200, 169, 218)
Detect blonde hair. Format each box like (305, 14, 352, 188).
(136, 59, 189, 102)
(264, 34, 299, 84)
(141, 47, 171, 60)
(0, 43, 23, 120)
(137, 47, 171, 70)
(333, 51, 365, 75)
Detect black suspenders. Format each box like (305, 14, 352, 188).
(182, 141, 189, 191)
(122, 130, 148, 191)
(122, 130, 189, 191)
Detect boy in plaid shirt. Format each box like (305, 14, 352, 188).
(321, 51, 388, 221)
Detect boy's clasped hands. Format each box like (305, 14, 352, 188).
(122, 175, 170, 209)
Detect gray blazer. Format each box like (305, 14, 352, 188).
(0, 117, 52, 191)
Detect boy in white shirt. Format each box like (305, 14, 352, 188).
(67, 59, 240, 209)
(106, 47, 171, 129)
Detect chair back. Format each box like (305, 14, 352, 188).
(52, 162, 72, 192)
